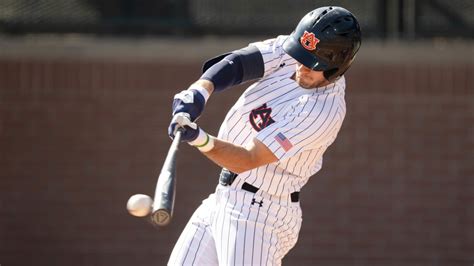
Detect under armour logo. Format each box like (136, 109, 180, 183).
(279, 62, 286, 68)
(251, 198, 263, 207)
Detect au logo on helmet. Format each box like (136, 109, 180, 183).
(300, 31, 319, 51)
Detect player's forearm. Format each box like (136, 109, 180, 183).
(201, 138, 259, 174)
(192, 134, 278, 174)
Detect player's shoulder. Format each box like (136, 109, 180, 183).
(249, 35, 289, 53)
(335, 76, 346, 90)
(261, 35, 289, 46)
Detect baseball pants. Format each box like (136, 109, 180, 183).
(168, 183, 302, 265)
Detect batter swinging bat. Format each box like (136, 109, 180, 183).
(150, 130, 182, 226)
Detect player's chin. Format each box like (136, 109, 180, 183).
(296, 78, 314, 89)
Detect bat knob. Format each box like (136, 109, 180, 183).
(151, 209, 171, 226)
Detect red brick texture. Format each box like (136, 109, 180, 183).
(0, 58, 472, 266)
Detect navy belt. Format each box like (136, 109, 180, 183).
(219, 168, 299, 202)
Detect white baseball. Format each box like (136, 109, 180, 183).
(127, 194, 153, 217)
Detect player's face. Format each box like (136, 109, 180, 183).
(294, 63, 330, 89)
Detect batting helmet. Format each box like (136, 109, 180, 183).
(283, 6, 362, 81)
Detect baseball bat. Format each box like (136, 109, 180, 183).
(150, 130, 182, 226)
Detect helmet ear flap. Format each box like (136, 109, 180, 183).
(323, 68, 339, 81)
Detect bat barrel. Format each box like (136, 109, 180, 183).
(150, 130, 182, 226)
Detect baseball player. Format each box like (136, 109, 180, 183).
(167, 6, 361, 265)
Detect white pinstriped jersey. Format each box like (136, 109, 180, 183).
(218, 35, 347, 196)
(169, 35, 349, 266)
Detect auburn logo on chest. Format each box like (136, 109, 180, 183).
(249, 103, 275, 132)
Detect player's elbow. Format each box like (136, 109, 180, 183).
(226, 164, 255, 175)
(224, 153, 263, 174)
(226, 167, 246, 175)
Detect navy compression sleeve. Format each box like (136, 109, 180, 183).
(200, 46, 264, 92)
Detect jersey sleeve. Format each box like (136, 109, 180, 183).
(249, 35, 288, 78)
(255, 93, 346, 161)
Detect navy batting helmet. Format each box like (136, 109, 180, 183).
(283, 6, 362, 81)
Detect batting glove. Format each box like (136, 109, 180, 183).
(168, 113, 215, 152)
(168, 112, 200, 142)
(172, 85, 210, 122)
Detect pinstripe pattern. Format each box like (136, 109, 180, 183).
(219, 36, 347, 196)
(168, 195, 218, 265)
(169, 35, 346, 265)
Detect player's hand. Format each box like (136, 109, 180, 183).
(172, 89, 206, 121)
(168, 112, 200, 142)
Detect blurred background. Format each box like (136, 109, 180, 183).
(0, 0, 472, 265)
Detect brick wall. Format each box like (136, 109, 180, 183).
(0, 53, 472, 265)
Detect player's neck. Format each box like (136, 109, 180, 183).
(291, 72, 332, 89)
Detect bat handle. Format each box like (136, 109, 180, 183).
(168, 129, 183, 152)
(174, 129, 183, 143)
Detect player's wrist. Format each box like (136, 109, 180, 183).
(188, 128, 214, 152)
(189, 84, 211, 103)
